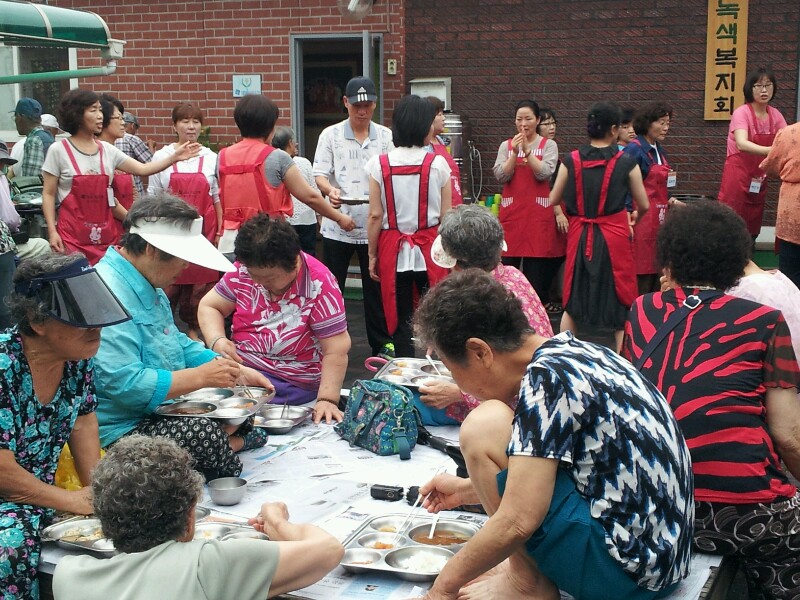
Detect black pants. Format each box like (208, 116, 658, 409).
(395, 270, 430, 358)
(502, 256, 565, 305)
(322, 237, 391, 354)
(778, 238, 800, 290)
(293, 223, 318, 257)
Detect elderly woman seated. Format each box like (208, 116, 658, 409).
(417, 204, 553, 425)
(199, 214, 350, 424)
(623, 201, 800, 600)
(0, 253, 130, 599)
(93, 193, 273, 481)
(53, 435, 344, 599)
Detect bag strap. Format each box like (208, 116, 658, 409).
(634, 289, 721, 370)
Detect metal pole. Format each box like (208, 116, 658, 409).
(0, 63, 117, 84)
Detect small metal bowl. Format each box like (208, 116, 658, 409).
(155, 401, 217, 417)
(406, 520, 477, 551)
(357, 531, 403, 551)
(193, 522, 234, 540)
(259, 405, 313, 421)
(219, 398, 257, 411)
(180, 387, 234, 401)
(210, 407, 250, 426)
(384, 546, 454, 581)
(340, 548, 382, 573)
(221, 529, 270, 541)
(256, 418, 295, 435)
(207, 477, 248, 506)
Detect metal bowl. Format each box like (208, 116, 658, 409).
(193, 522, 234, 540)
(384, 546, 454, 581)
(259, 405, 313, 422)
(368, 516, 414, 533)
(406, 520, 478, 551)
(180, 387, 234, 401)
(221, 529, 270, 541)
(357, 531, 404, 551)
(207, 477, 248, 506)
(155, 401, 217, 417)
(255, 418, 295, 435)
(340, 548, 382, 573)
(210, 407, 250, 426)
(219, 397, 257, 411)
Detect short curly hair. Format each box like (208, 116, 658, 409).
(439, 205, 504, 271)
(413, 269, 532, 365)
(657, 201, 750, 290)
(92, 435, 204, 554)
(57, 89, 100, 135)
(235, 214, 300, 271)
(632, 102, 673, 136)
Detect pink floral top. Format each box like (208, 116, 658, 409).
(215, 253, 347, 389)
(446, 264, 554, 422)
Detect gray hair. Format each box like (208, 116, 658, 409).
(271, 126, 295, 152)
(439, 205, 504, 271)
(120, 191, 199, 257)
(9, 253, 86, 336)
(92, 435, 204, 554)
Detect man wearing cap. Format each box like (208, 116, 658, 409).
(116, 111, 155, 198)
(313, 76, 395, 359)
(40, 113, 64, 139)
(93, 192, 274, 480)
(10, 97, 54, 178)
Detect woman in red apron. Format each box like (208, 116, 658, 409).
(367, 95, 452, 358)
(624, 102, 677, 294)
(149, 103, 222, 340)
(42, 90, 202, 264)
(98, 94, 136, 245)
(718, 67, 787, 243)
(425, 96, 463, 207)
(492, 99, 566, 309)
(552, 102, 649, 351)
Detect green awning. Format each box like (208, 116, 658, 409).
(0, 1, 111, 49)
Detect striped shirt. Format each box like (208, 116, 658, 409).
(215, 253, 347, 388)
(623, 288, 800, 504)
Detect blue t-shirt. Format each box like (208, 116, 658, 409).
(508, 332, 693, 591)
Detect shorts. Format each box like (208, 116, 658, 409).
(497, 469, 677, 600)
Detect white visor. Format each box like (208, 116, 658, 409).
(129, 217, 235, 273)
(431, 234, 507, 269)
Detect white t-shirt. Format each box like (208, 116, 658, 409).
(53, 538, 279, 600)
(148, 144, 220, 203)
(42, 139, 129, 204)
(287, 155, 319, 226)
(366, 146, 450, 272)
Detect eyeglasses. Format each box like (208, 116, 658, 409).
(752, 83, 773, 90)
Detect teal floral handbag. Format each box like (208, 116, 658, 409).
(334, 379, 419, 460)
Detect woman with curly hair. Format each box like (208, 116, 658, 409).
(623, 201, 800, 600)
(53, 435, 343, 599)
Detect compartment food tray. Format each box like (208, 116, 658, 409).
(154, 387, 275, 420)
(372, 358, 454, 390)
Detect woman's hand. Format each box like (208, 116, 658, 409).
(196, 357, 241, 388)
(213, 338, 242, 363)
(326, 187, 342, 209)
(368, 255, 380, 282)
(173, 141, 202, 162)
(69, 486, 94, 515)
(555, 213, 569, 234)
(48, 230, 65, 253)
(312, 400, 343, 424)
(336, 213, 356, 232)
(249, 502, 290, 538)
(420, 473, 478, 513)
(511, 132, 525, 154)
(419, 381, 462, 410)
(238, 366, 275, 394)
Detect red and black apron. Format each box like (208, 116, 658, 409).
(168, 158, 219, 284)
(563, 150, 636, 308)
(718, 104, 778, 235)
(630, 139, 670, 275)
(56, 140, 119, 265)
(376, 153, 448, 335)
(499, 137, 565, 257)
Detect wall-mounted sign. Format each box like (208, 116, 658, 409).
(232, 75, 262, 98)
(704, 0, 749, 120)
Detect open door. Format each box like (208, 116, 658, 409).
(290, 32, 383, 160)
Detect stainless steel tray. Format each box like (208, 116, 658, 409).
(41, 517, 115, 555)
(339, 196, 370, 205)
(153, 387, 276, 420)
(193, 522, 264, 541)
(373, 358, 454, 391)
(339, 514, 479, 582)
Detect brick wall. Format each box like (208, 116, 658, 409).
(51, 0, 406, 148)
(406, 0, 799, 222)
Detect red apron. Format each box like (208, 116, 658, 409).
(631, 139, 670, 275)
(431, 141, 463, 207)
(499, 137, 565, 257)
(168, 158, 219, 284)
(718, 104, 777, 235)
(376, 153, 448, 335)
(563, 150, 636, 308)
(112, 172, 135, 210)
(56, 140, 118, 265)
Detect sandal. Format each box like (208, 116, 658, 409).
(545, 303, 563, 314)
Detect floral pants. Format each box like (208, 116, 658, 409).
(0, 503, 49, 600)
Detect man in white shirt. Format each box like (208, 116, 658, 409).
(314, 77, 395, 358)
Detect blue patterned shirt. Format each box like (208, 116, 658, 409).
(508, 332, 693, 590)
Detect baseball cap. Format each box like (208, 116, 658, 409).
(345, 77, 377, 104)
(122, 112, 139, 127)
(129, 217, 235, 273)
(0, 141, 17, 165)
(41, 114, 64, 133)
(11, 98, 42, 119)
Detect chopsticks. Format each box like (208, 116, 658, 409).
(393, 490, 431, 547)
(425, 354, 443, 376)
